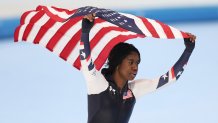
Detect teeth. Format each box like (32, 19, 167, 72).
(130, 73, 137, 77)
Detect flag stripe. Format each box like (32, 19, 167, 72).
(60, 29, 82, 61)
(74, 56, 81, 69)
(182, 31, 189, 38)
(90, 26, 127, 50)
(22, 11, 45, 41)
(139, 17, 159, 38)
(86, 54, 91, 62)
(46, 17, 82, 51)
(41, 6, 66, 22)
(42, 6, 77, 22)
(18, 12, 39, 41)
(53, 20, 81, 55)
(67, 42, 80, 67)
(21, 11, 35, 25)
(27, 14, 50, 43)
(14, 25, 21, 42)
(33, 19, 56, 44)
(170, 26, 183, 38)
(121, 13, 152, 37)
(14, 10, 34, 41)
(38, 22, 63, 47)
(171, 67, 175, 79)
(51, 6, 77, 14)
(148, 19, 167, 38)
(156, 20, 175, 39)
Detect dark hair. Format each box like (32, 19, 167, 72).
(101, 42, 140, 75)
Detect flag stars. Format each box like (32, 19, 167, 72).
(119, 22, 125, 25)
(81, 51, 86, 58)
(177, 71, 183, 77)
(162, 74, 168, 80)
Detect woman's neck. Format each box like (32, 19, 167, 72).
(112, 72, 126, 90)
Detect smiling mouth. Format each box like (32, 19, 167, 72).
(131, 73, 137, 77)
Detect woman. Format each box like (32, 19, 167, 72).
(80, 14, 196, 123)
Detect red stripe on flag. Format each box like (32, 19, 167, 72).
(36, 5, 45, 11)
(22, 11, 45, 41)
(59, 29, 82, 61)
(86, 55, 91, 62)
(171, 67, 175, 79)
(42, 6, 65, 22)
(73, 57, 81, 70)
(90, 27, 127, 50)
(20, 11, 34, 25)
(181, 32, 189, 38)
(46, 17, 82, 51)
(156, 20, 175, 39)
(80, 41, 84, 45)
(94, 18, 106, 24)
(33, 19, 56, 44)
(14, 11, 34, 42)
(51, 6, 77, 15)
(14, 25, 21, 42)
(42, 6, 76, 22)
(139, 17, 160, 38)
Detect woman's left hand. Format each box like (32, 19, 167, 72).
(186, 32, 196, 43)
(184, 32, 196, 52)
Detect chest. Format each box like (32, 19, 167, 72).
(101, 84, 135, 108)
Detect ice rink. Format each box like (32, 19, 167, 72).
(0, 21, 218, 123)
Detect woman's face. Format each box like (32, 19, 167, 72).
(117, 51, 140, 81)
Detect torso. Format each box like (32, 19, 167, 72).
(87, 75, 136, 123)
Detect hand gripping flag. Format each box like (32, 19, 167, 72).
(14, 5, 190, 70)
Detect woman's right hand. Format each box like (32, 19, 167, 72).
(82, 14, 96, 33)
(84, 13, 96, 22)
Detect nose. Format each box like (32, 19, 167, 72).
(132, 62, 138, 72)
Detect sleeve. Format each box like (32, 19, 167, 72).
(129, 38, 195, 99)
(80, 18, 108, 95)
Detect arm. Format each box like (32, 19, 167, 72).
(80, 17, 108, 95)
(129, 36, 195, 99)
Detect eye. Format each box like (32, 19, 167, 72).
(128, 60, 133, 65)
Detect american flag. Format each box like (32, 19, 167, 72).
(14, 5, 189, 70)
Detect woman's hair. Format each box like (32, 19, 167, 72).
(101, 42, 140, 75)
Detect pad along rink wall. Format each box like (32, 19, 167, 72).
(0, 0, 218, 40)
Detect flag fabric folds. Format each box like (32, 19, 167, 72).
(14, 5, 189, 70)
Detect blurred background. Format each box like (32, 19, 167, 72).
(0, 0, 218, 123)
